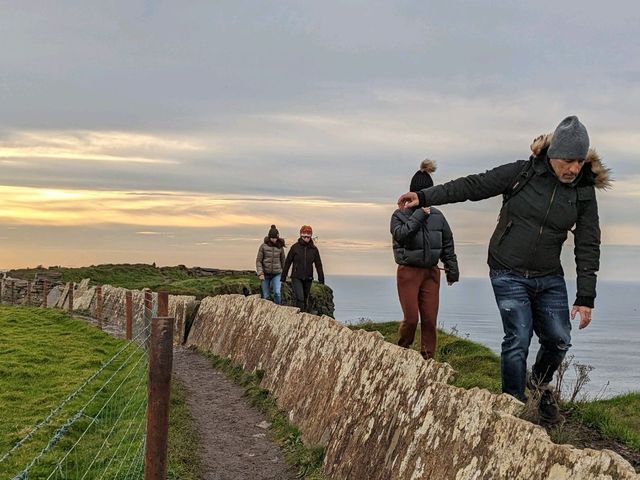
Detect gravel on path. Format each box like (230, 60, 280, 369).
(172, 346, 295, 480)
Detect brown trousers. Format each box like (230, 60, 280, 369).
(396, 265, 441, 359)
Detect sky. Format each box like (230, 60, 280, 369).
(1, 1, 639, 279)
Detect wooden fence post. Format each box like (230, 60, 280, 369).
(11, 280, 15, 305)
(43, 280, 48, 308)
(157, 291, 169, 317)
(144, 315, 173, 480)
(27, 281, 32, 306)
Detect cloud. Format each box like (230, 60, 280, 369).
(0, 130, 201, 165)
(0, 185, 388, 229)
(1, 2, 640, 275)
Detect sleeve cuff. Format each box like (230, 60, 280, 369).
(574, 296, 594, 308)
(417, 190, 427, 207)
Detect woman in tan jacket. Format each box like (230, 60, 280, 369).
(256, 225, 286, 304)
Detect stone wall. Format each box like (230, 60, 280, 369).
(186, 294, 639, 480)
(0, 277, 55, 307)
(2, 277, 197, 345)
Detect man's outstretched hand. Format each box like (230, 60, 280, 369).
(397, 191, 419, 208)
(571, 305, 593, 329)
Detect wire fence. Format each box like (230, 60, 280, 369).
(0, 308, 154, 479)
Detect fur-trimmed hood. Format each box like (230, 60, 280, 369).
(263, 237, 285, 248)
(530, 133, 612, 190)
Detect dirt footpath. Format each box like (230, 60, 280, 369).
(172, 346, 295, 480)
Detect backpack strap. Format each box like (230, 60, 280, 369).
(503, 159, 534, 204)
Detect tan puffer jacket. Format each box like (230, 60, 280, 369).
(256, 237, 286, 276)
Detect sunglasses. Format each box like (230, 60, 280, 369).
(301, 234, 312, 238)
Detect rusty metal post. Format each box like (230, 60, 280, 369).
(68, 282, 74, 313)
(95, 285, 103, 329)
(11, 280, 15, 305)
(27, 281, 32, 306)
(144, 316, 173, 480)
(43, 279, 48, 308)
(157, 291, 169, 317)
(125, 291, 133, 340)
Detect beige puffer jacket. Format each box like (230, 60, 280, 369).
(256, 237, 286, 276)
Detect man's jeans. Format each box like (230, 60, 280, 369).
(261, 273, 282, 305)
(490, 269, 572, 401)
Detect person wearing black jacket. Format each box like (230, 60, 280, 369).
(391, 159, 459, 360)
(281, 225, 324, 313)
(397, 116, 611, 426)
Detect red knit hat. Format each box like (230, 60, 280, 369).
(300, 225, 313, 235)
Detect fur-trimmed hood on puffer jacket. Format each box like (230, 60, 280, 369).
(256, 238, 286, 276)
(530, 133, 612, 190)
(262, 236, 285, 248)
(414, 133, 612, 305)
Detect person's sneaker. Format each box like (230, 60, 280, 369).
(538, 387, 565, 427)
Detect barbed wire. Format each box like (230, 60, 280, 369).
(0, 323, 149, 467)
(13, 333, 150, 479)
(94, 397, 147, 480)
(115, 421, 146, 478)
(4, 294, 167, 479)
(123, 438, 146, 479)
(78, 372, 148, 479)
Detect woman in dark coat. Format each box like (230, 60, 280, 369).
(390, 160, 459, 359)
(281, 225, 324, 313)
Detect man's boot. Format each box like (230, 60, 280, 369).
(538, 387, 565, 427)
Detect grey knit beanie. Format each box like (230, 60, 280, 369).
(547, 115, 590, 160)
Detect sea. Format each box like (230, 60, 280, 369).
(327, 274, 640, 399)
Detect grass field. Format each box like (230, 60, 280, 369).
(8, 264, 259, 297)
(8, 263, 335, 316)
(0, 305, 199, 479)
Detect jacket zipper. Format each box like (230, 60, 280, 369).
(423, 226, 427, 266)
(528, 184, 558, 277)
(498, 220, 513, 245)
(304, 246, 307, 278)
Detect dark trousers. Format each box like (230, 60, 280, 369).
(490, 269, 572, 401)
(291, 278, 313, 312)
(396, 265, 441, 359)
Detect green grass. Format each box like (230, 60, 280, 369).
(167, 380, 202, 480)
(571, 393, 640, 451)
(0, 305, 207, 478)
(203, 352, 327, 480)
(7, 263, 335, 316)
(10, 263, 242, 295)
(351, 321, 501, 393)
(0, 305, 149, 478)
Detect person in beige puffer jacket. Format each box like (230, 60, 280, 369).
(256, 225, 286, 304)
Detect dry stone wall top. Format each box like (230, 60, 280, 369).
(187, 294, 639, 480)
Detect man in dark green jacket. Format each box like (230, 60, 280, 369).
(397, 116, 611, 425)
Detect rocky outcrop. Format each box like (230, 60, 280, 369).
(186, 294, 639, 480)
